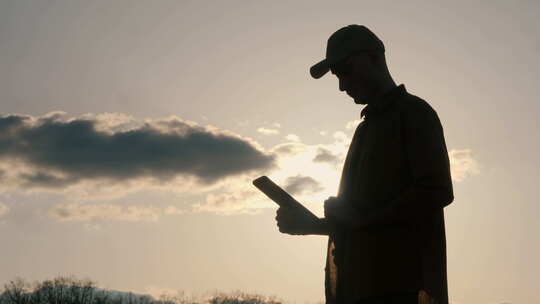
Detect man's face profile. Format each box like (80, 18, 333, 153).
(330, 52, 378, 105)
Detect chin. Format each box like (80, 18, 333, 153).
(353, 97, 366, 105)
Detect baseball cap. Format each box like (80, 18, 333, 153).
(309, 25, 385, 79)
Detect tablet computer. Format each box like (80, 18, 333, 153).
(252, 175, 318, 221)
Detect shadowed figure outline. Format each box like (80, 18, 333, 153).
(275, 25, 454, 304)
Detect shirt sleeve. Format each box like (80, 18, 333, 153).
(393, 100, 454, 221)
(364, 100, 454, 227)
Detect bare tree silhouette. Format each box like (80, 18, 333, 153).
(1, 276, 283, 304)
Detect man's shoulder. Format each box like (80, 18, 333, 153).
(396, 92, 441, 124)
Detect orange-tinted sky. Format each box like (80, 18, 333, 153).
(0, 1, 538, 304)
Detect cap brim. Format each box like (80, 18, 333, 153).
(310, 59, 330, 79)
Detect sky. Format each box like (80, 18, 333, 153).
(0, 1, 538, 304)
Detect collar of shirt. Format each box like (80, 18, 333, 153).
(360, 84, 407, 119)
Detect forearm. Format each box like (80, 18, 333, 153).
(354, 183, 454, 229)
(325, 181, 454, 231)
(385, 181, 454, 224)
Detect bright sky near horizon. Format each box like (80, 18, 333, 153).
(0, 1, 538, 304)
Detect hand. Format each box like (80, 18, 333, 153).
(324, 196, 344, 220)
(275, 206, 319, 235)
(324, 196, 365, 229)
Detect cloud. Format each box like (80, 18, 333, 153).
(283, 175, 324, 196)
(163, 206, 184, 215)
(48, 203, 184, 222)
(192, 189, 263, 215)
(256, 127, 279, 135)
(270, 142, 308, 156)
(285, 134, 300, 142)
(313, 147, 341, 167)
(80, 112, 138, 134)
(448, 149, 480, 182)
(0, 202, 9, 217)
(1, 112, 478, 218)
(0, 113, 276, 192)
(333, 131, 348, 143)
(191, 174, 269, 215)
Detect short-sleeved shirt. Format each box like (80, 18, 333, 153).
(324, 84, 454, 304)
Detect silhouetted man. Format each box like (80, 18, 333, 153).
(276, 25, 454, 304)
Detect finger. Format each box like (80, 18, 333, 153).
(279, 223, 291, 233)
(277, 206, 291, 215)
(277, 209, 292, 219)
(280, 218, 293, 227)
(324, 204, 334, 213)
(278, 215, 290, 225)
(276, 215, 289, 225)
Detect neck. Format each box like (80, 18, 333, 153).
(365, 79, 397, 105)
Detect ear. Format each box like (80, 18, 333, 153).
(367, 51, 386, 68)
(350, 53, 372, 67)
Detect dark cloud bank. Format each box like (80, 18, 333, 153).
(0, 114, 275, 187)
